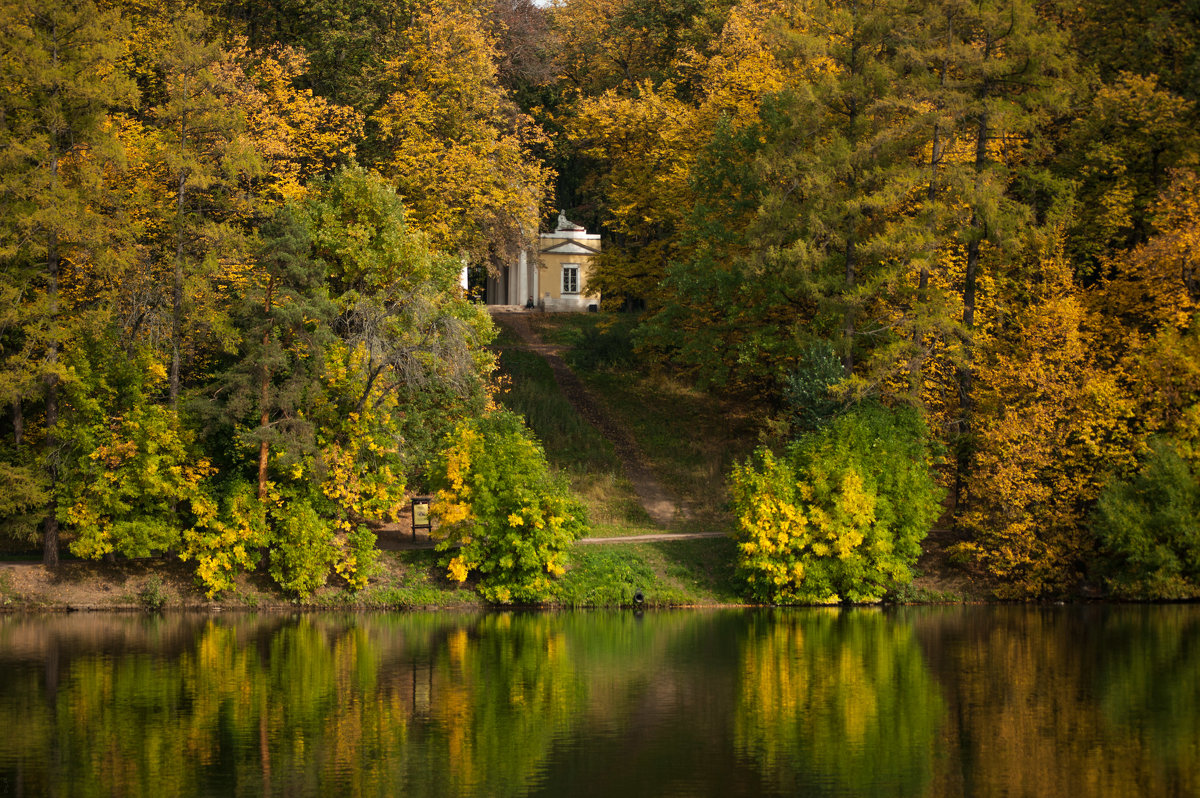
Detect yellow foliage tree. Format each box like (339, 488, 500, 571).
(372, 0, 551, 268)
(565, 0, 793, 307)
(958, 252, 1140, 596)
(223, 43, 363, 204)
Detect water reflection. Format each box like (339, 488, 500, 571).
(0, 607, 1196, 797)
(735, 609, 942, 797)
(915, 606, 1200, 797)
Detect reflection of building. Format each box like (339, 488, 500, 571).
(485, 215, 600, 311)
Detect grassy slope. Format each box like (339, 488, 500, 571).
(492, 337, 652, 534)
(525, 313, 760, 526)
(491, 312, 756, 605)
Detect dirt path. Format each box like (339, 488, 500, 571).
(491, 309, 689, 529)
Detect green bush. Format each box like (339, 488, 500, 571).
(138, 575, 168, 611)
(268, 499, 339, 598)
(336, 525, 380, 591)
(730, 403, 943, 604)
(781, 341, 846, 432)
(1093, 439, 1200, 599)
(429, 410, 589, 603)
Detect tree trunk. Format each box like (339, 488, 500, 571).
(257, 277, 274, 500)
(43, 232, 60, 568)
(843, 234, 857, 376)
(170, 173, 186, 407)
(12, 396, 22, 448)
(955, 105, 991, 507)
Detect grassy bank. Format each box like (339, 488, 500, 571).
(492, 323, 654, 535)
(0, 536, 744, 611)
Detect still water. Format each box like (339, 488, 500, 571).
(0, 607, 1196, 797)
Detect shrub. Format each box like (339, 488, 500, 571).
(138, 575, 168, 611)
(335, 525, 379, 591)
(66, 405, 212, 560)
(781, 341, 846, 432)
(181, 481, 270, 598)
(1093, 439, 1200, 599)
(730, 403, 943, 604)
(268, 499, 339, 599)
(429, 410, 588, 603)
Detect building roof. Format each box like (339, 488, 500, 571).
(540, 239, 601, 255)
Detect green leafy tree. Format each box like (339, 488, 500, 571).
(62, 339, 211, 559)
(208, 205, 334, 500)
(1062, 72, 1198, 279)
(304, 167, 496, 491)
(430, 410, 588, 603)
(1065, 0, 1200, 104)
(730, 403, 943, 604)
(150, 7, 262, 405)
(914, 0, 1073, 499)
(1093, 439, 1200, 599)
(0, 0, 136, 564)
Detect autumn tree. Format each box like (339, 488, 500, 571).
(1065, 0, 1200, 104)
(225, 43, 363, 204)
(551, 0, 734, 99)
(909, 0, 1073, 502)
(567, 0, 787, 318)
(1061, 73, 1198, 279)
(954, 249, 1139, 596)
(372, 0, 551, 270)
(0, 0, 136, 564)
(635, 0, 947, 396)
(150, 8, 262, 406)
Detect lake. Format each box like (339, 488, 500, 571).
(0, 606, 1196, 797)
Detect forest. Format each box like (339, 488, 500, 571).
(1, 0, 1198, 601)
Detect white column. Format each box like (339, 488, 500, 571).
(516, 249, 529, 306)
(532, 255, 540, 308)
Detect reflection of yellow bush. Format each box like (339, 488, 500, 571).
(735, 610, 942, 796)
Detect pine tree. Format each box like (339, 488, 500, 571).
(914, 0, 1073, 501)
(211, 206, 334, 500)
(150, 8, 261, 406)
(0, 0, 135, 565)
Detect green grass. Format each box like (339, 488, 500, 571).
(524, 313, 758, 527)
(493, 341, 651, 530)
(555, 537, 740, 607)
(0, 570, 15, 606)
(584, 368, 758, 527)
(355, 550, 478, 608)
(646, 537, 743, 603)
(496, 347, 619, 471)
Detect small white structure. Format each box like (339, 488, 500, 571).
(485, 215, 600, 311)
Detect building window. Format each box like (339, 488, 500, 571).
(562, 264, 579, 294)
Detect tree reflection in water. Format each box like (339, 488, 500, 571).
(0, 607, 1196, 797)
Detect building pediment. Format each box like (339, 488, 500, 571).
(541, 240, 600, 256)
